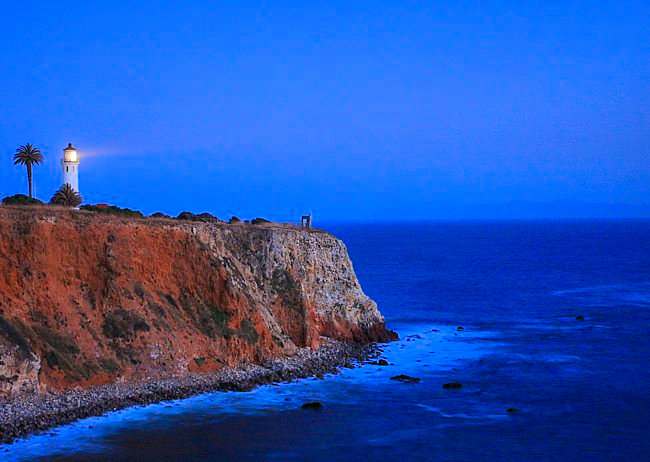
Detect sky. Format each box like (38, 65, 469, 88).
(0, 1, 648, 221)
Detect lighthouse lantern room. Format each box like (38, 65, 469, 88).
(61, 143, 79, 193)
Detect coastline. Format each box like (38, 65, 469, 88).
(0, 207, 393, 398)
(0, 339, 382, 444)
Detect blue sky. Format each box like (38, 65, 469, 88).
(1, 1, 648, 220)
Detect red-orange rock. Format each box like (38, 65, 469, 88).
(0, 206, 394, 398)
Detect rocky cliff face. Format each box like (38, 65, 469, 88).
(0, 207, 394, 398)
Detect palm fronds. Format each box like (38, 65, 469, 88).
(50, 183, 83, 207)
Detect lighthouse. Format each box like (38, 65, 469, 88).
(61, 143, 79, 193)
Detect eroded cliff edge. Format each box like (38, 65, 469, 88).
(0, 207, 395, 399)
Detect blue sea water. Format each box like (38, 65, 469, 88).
(4, 220, 650, 461)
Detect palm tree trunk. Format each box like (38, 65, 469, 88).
(27, 164, 33, 198)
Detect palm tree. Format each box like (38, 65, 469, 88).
(50, 183, 83, 207)
(13, 144, 44, 198)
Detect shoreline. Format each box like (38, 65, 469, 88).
(0, 340, 381, 445)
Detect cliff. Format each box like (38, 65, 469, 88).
(0, 207, 394, 399)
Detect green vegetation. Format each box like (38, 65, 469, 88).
(271, 268, 304, 309)
(33, 325, 80, 356)
(178, 293, 234, 339)
(1, 194, 44, 206)
(4, 316, 100, 380)
(99, 358, 119, 374)
(207, 303, 231, 334)
(239, 318, 260, 344)
(147, 299, 168, 319)
(196, 212, 221, 222)
(13, 143, 44, 198)
(176, 211, 222, 223)
(28, 325, 98, 379)
(73, 206, 272, 226)
(176, 211, 195, 220)
(80, 204, 145, 218)
(50, 184, 83, 207)
(0, 315, 34, 358)
(33, 325, 81, 372)
(102, 308, 150, 341)
(111, 343, 140, 365)
(133, 282, 146, 299)
(271, 269, 297, 296)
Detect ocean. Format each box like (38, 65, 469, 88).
(4, 220, 650, 461)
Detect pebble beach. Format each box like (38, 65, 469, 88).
(0, 340, 379, 444)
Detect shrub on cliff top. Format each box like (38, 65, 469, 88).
(176, 211, 195, 221)
(251, 217, 271, 225)
(80, 204, 144, 218)
(175, 211, 223, 223)
(229, 216, 241, 224)
(150, 212, 171, 219)
(50, 184, 83, 207)
(197, 212, 222, 223)
(2, 194, 44, 206)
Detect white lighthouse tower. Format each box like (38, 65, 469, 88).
(61, 143, 79, 193)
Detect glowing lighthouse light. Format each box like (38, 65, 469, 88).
(61, 143, 80, 193)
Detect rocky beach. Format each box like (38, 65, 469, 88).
(0, 207, 395, 445)
(1, 339, 381, 444)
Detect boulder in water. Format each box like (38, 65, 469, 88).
(442, 382, 463, 389)
(390, 374, 421, 383)
(301, 402, 323, 410)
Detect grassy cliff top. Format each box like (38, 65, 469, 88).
(0, 204, 326, 234)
